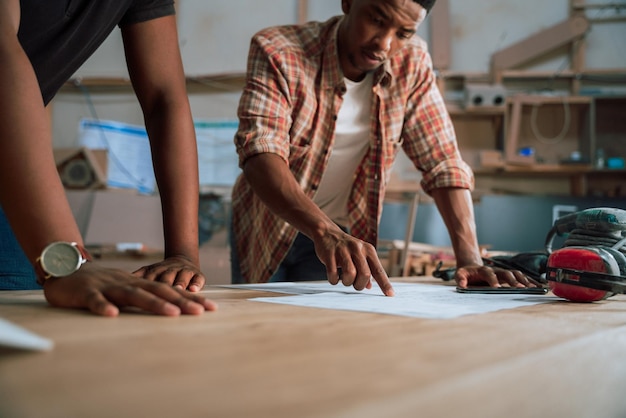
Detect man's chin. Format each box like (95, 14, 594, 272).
(346, 55, 382, 80)
(353, 61, 382, 74)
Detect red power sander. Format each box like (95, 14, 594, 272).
(545, 207, 626, 302)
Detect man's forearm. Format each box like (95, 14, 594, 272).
(0, 24, 83, 263)
(243, 153, 339, 240)
(145, 108, 200, 264)
(431, 187, 483, 267)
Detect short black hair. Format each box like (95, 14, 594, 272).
(413, 0, 436, 13)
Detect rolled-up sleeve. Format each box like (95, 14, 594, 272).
(420, 157, 474, 193)
(234, 35, 294, 168)
(400, 52, 474, 194)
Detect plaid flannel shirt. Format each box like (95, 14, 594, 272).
(232, 16, 474, 283)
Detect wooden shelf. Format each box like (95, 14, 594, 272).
(186, 73, 246, 93)
(438, 69, 626, 81)
(60, 72, 247, 94)
(446, 104, 506, 116)
(474, 163, 594, 175)
(473, 165, 626, 178)
(473, 165, 626, 197)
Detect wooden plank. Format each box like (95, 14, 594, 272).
(570, 172, 587, 196)
(570, 0, 587, 95)
(430, 0, 450, 70)
(297, 0, 308, 24)
(491, 16, 590, 77)
(505, 96, 525, 163)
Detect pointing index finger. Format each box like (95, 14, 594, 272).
(371, 264, 394, 296)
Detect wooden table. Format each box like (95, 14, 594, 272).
(1, 278, 626, 418)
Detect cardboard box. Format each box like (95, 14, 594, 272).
(54, 147, 108, 189)
(66, 189, 164, 250)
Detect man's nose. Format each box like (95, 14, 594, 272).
(374, 30, 393, 53)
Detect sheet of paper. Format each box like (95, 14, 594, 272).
(79, 118, 156, 194)
(219, 281, 371, 295)
(223, 282, 557, 319)
(194, 119, 241, 187)
(0, 318, 54, 351)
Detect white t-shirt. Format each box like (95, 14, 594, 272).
(313, 73, 373, 225)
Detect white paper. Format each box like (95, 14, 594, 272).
(79, 118, 156, 194)
(194, 119, 241, 187)
(224, 282, 557, 319)
(79, 118, 243, 192)
(0, 318, 54, 351)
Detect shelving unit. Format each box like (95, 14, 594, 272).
(453, 93, 624, 197)
(504, 94, 593, 165)
(438, 0, 626, 198)
(60, 73, 247, 94)
(594, 95, 626, 161)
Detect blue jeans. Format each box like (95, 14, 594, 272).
(0, 206, 40, 290)
(229, 218, 328, 284)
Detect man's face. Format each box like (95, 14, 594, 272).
(338, 0, 426, 81)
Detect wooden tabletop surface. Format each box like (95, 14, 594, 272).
(1, 278, 626, 418)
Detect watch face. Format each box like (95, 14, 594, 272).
(41, 242, 82, 277)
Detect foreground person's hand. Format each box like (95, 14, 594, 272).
(314, 228, 395, 297)
(43, 263, 218, 317)
(455, 264, 535, 289)
(133, 255, 206, 292)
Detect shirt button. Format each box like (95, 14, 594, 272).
(332, 115, 337, 121)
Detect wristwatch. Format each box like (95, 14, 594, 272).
(35, 242, 92, 285)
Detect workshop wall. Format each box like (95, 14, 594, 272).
(49, 0, 624, 146)
(46, 0, 625, 253)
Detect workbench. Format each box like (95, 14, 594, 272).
(1, 278, 625, 418)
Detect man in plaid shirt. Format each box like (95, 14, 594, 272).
(230, 0, 532, 294)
